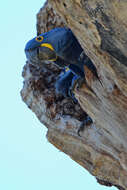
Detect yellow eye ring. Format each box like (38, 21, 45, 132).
(35, 36, 44, 42)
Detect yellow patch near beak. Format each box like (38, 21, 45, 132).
(41, 43, 54, 51)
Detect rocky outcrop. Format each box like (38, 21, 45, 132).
(21, 1, 127, 189)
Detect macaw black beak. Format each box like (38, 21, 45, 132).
(37, 46, 57, 61)
(25, 45, 56, 61)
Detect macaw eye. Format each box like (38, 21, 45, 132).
(35, 36, 44, 42)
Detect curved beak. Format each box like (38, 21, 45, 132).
(25, 48, 39, 63)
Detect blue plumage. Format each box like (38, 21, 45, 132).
(25, 27, 95, 135)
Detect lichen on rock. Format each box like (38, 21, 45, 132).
(21, 1, 127, 190)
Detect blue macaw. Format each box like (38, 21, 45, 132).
(25, 27, 99, 96)
(25, 27, 95, 135)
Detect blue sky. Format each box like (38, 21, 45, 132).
(0, 1, 117, 189)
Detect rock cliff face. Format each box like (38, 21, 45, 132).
(21, 1, 127, 189)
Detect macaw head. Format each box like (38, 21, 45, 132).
(25, 35, 57, 66)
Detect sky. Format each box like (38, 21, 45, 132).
(0, 0, 117, 190)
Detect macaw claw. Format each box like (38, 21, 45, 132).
(69, 76, 84, 93)
(78, 116, 93, 136)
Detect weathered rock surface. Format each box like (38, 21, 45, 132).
(21, 1, 127, 190)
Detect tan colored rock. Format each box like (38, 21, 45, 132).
(21, 1, 127, 189)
